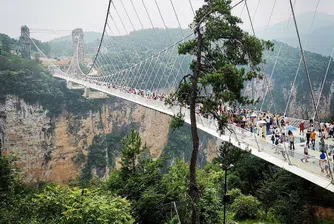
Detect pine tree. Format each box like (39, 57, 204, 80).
(167, 0, 273, 223)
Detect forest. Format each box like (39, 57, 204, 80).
(1, 129, 334, 224)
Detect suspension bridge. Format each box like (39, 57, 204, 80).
(26, 0, 334, 192)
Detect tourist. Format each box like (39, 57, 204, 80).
(271, 134, 275, 144)
(288, 131, 295, 151)
(329, 123, 334, 138)
(300, 121, 305, 135)
(306, 130, 311, 148)
(311, 130, 316, 149)
(301, 143, 309, 163)
(319, 150, 327, 173)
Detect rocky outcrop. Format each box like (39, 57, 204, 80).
(0, 95, 173, 185)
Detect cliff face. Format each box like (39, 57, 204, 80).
(0, 95, 172, 185)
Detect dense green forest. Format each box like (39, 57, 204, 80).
(1, 130, 334, 223)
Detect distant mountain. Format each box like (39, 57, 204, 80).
(281, 23, 334, 56)
(256, 12, 334, 56)
(49, 31, 102, 44)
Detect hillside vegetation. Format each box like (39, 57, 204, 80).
(0, 33, 103, 116)
(1, 130, 334, 223)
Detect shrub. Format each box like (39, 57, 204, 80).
(228, 188, 242, 204)
(231, 195, 260, 219)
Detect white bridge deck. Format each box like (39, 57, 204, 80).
(54, 73, 334, 193)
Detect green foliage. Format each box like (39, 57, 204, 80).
(272, 191, 312, 224)
(0, 50, 103, 117)
(198, 187, 221, 224)
(33, 184, 134, 224)
(1, 142, 334, 223)
(231, 194, 261, 220)
(228, 188, 242, 204)
(0, 33, 17, 53)
(162, 125, 208, 169)
(170, 113, 185, 132)
(80, 123, 140, 186)
(31, 38, 51, 57)
(120, 130, 143, 176)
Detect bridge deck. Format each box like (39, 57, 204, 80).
(54, 73, 334, 193)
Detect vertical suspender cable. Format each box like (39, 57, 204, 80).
(314, 45, 334, 118)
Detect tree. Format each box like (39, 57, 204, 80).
(120, 129, 144, 176)
(231, 194, 260, 220)
(167, 0, 272, 222)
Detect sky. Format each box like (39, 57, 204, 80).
(0, 0, 333, 41)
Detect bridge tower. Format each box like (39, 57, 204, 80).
(19, 25, 31, 59)
(72, 28, 85, 65)
(0, 111, 6, 155)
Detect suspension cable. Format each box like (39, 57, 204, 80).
(141, 0, 157, 34)
(108, 12, 141, 62)
(118, 0, 136, 31)
(130, 0, 144, 29)
(260, 0, 296, 111)
(154, 0, 173, 43)
(87, 0, 112, 74)
(284, 0, 321, 117)
(188, 0, 195, 16)
(252, 0, 261, 21)
(111, 1, 128, 34)
(289, 0, 320, 122)
(170, 0, 184, 37)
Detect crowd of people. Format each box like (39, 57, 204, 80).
(82, 78, 168, 101)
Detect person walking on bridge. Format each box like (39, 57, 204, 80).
(311, 130, 317, 149)
(300, 121, 305, 135)
(306, 130, 311, 148)
(288, 130, 295, 152)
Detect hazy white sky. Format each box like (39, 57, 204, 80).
(0, 0, 333, 41)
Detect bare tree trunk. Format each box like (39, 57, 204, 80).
(189, 27, 203, 224)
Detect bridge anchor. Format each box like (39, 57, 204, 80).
(83, 87, 108, 99)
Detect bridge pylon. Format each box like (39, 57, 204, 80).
(68, 28, 85, 75)
(19, 25, 31, 59)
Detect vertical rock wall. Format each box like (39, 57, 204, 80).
(0, 95, 175, 185)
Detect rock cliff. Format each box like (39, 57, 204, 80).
(0, 95, 214, 185)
